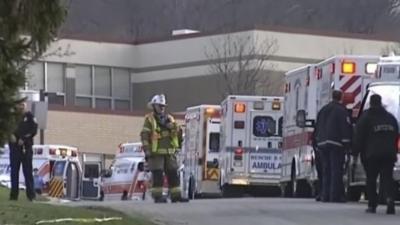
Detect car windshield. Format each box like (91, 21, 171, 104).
(363, 84, 400, 126)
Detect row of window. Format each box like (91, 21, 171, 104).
(26, 62, 131, 111)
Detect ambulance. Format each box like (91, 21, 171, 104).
(0, 144, 78, 192)
(219, 95, 284, 197)
(281, 55, 379, 198)
(181, 105, 221, 199)
(101, 142, 148, 200)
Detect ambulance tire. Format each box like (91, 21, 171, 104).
(221, 184, 242, 198)
(282, 182, 292, 198)
(295, 180, 313, 198)
(346, 186, 362, 202)
(188, 177, 195, 200)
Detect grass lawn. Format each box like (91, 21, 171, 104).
(0, 187, 154, 225)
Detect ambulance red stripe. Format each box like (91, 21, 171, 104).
(340, 76, 359, 92)
(283, 131, 313, 150)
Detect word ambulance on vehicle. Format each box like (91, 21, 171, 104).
(281, 55, 379, 198)
(219, 95, 284, 197)
(181, 105, 221, 199)
(101, 142, 148, 200)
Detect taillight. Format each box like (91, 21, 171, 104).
(234, 148, 243, 160)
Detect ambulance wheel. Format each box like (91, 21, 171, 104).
(296, 180, 312, 198)
(346, 186, 362, 202)
(188, 177, 195, 200)
(221, 184, 242, 198)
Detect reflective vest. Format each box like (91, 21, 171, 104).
(143, 113, 180, 155)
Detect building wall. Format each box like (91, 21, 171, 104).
(34, 110, 183, 155)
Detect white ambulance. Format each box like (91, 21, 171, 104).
(281, 55, 379, 198)
(101, 142, 148, 200)
(375, 54, 400, 81)
(219, 95, 284, 197)
(0, 144, 78, 192)
(181, 105, 221, 199)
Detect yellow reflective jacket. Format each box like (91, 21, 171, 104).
(140, 112, 180, 155)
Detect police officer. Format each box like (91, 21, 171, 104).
(140, 94, 182, 203)
(315, 90, 352, 202)
(311, 130, 323, 201)
(353, 94, 397, 214)
(9, 101, 38, 201)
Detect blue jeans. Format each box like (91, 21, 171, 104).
(320, 145, 345, 202)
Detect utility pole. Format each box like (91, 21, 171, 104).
(39, 89, 46, 144)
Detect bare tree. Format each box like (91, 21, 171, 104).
(205, 34, 278, 98)
(293, 0, 400, 34)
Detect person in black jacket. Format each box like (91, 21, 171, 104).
(353, 94, 397, 214)
(315, 90, 352, 202)
(9, 101, 38, 201)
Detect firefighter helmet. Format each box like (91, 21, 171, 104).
(147, 94, 167, 109)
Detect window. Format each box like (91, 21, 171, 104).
(94, 66, 111, 96)
(115, 100, 130, 111)
(75, 96, 92, 107)
(84, 164, 99, 178)
(76, 65, 92, 95)
(253, 116, 276, 137)
(95, 98, 111, 109)
(364, 85, 400, 122)
(47, 63, 64, 92)
(209, 132, 220, 153)
(113, 68, 130, 99)
(53, 161, 66, 177)
(26, 62, 44, 90)
(114, 162, 133, 174)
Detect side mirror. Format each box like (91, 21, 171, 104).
(296, 110, 315, 128)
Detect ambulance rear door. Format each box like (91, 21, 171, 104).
(249, 105, 281, 179)
(81, 153, 102, 199)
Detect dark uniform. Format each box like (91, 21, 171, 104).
(311, 130, 323, 201)
(315, 97, 352, 202)
(9, 111, 38, 201)
(353, 94, 397, 214)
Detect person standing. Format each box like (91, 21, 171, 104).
(315, 90, 352, 202)
(140, 94, 182, 203)
(9, 101, 38, 201)
(353, 94, 397, 214)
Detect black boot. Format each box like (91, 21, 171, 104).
(386, 199, 395, 215)
(154, 196, 167, 203)
(365, 207, 376, 213)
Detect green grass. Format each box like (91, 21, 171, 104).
(0, 187, 154, 225)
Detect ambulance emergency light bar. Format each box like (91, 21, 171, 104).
(234, 103, 246, 113)
(341, 61, 356, 74)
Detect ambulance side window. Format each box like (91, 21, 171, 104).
(53, 161, 66, 177)
(209, 132, 220, 153)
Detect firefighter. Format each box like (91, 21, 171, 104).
(9, 101, 38, 201)
(315, 90, 352, 202)
(353, 94, 397, 214)
(140, 94, 182, 203)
